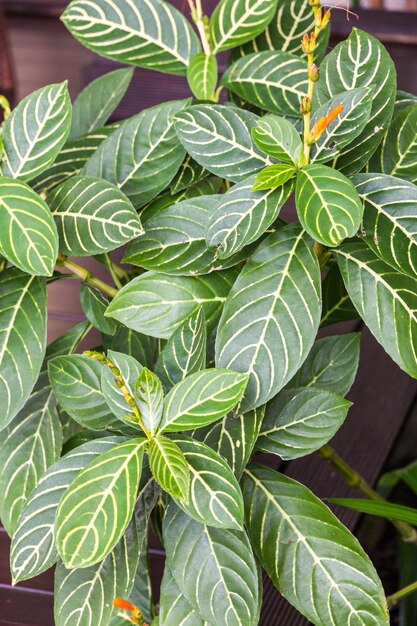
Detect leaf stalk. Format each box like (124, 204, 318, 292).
(387, 579, 417, 609)
(56, 253, 118, 298)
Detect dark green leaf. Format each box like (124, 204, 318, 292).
(80, 284, 117, 335)
(149, 435, 190, 501)
(210, 0, 278, 53)
(102, 325, 155, 370)
(170, 154, 209, 194)
(320, 263, 359, 327)
(252, 114, 303, 163)
(159, 566, 208, 625)
(187, 53, 218, 100)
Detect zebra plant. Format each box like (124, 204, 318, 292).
(1, 0, 417, 624)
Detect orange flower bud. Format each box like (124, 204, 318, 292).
(308, 104, 344, 143)
(300, 96, 312, 115)
(113, 598, 137, 612)
(308, 0, 320, 6)
(314, 7, 323, 28)
(322, 9, 331, 28)
(301, 32, 316, 54)
(308, 63, 320, 82)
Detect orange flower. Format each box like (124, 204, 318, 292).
(308, 104, 344, 143)
(113, 599, 147, 625)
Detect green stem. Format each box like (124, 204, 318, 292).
(318, 445, 417, 545)
(56, 253, 118, 299)
(387, 579, 417, 610)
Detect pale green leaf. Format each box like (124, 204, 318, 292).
(80, 284, 117, 335)
(252, 114, 303, 163)
(149, 435, 190, 501)
(62, 0, 201, 76)
(100, 350, 143, 425)
(106, 268, 238, 339)
(1, 82, 71, 182)
(135, 368, 163, 435)
(251, 163, 295, 190)
(243, 465, 389, 626)
(0, 176, 58, 276)
(329, 498, 417, 527)
(210, 0, 278, 53)
(48, 175, 143, 256)
(187, 54, 218, 101)
(0, 268, 47, 430)
(295, 164, 363, 247)
(216, 224, 321, 412)
(55, 437, 146, 568)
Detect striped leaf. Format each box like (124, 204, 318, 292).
(49, 354, 116, 430)
(257, 387, 351, 460)
(206, 175, 292, 258)
(288, 333, 361, 396)
(0, 269, 47, 430)
(101, 350, 143, 424)
(163, 502, 260, 626)
(210, 0, 278, 53)
(10, 436, 124, 583)
(170, 155, 209, 194)
(84, 100, 189, 208)
(295, 164, 363, 247)
(135, 368, 163, 435)
(102, 327, 155, 370)
(243, 465, 389, 626)
(187, 54, 218, 101)
(48, 175, 143, 256)
(31, 125, 118, 194)
(149, 435, 190, 501)
(106, 268, 237, 339)
(44, 320, 91, 364)
(55, 438, 146, 568)
(335, 241, 417, 378)
(155, 308, 206, 391)
(321, 264, 359, 327)
(252, 114, 303, 163)
(315, 28, 396, 174)
(171, 434, 244, 529)
(62, 0, 200, 76)
(80, 284, 117, 335)
(216, 224, 321, 412)
(174, 104, 269, 182)
(159, 368, 248, 433)
(354, 173, 417, 278)
(69, 68, 134, 140)
(55, 518, 139, 626)
(310, 87, 374, 164)
(159, 566, 209, 626)
(0, 373, 62, 536)
(222, 51, 308, 117)
(0, 177, 58, 276)
(193, 406, 264, 479)
(395, 90, 417, 111)
(369, 104, 417, 185)
(1, 82, 71, 182)
(252, 163, 295, 190)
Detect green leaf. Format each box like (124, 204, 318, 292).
(257, 387, 351, 460)
(31, 125, 118, 194)
(10, 436, 124, 583)
(170, 154, 209, 194)
(216, 224, 321, 412)
(222, 51, 308, 117)
(395, 90, 417, 111)
(243, 464, 389, 626)
(171, 434, 244, 529)
(288, 333, 361, 396)
(49, 354, 116, 430)
(62, 0, 201, 76)
(354, 173, 417, 278)
(174, 104, 270, 182)
(55, 437, 146, 568)
(80, 284, 117, 335)
(44, 320, 91, 364)
(124, 194, 244, 276)
(149, 435, 190, 502)
(54, 518, 139, 626)
(187, 54, 218, 101)
(126, 536, 155, 624)
(320, 263, 359, 327)
(164, 502, 260, 625)
(315, 28, 396, 174)
(69, 68, 134, 140)
(369, 104, 417, 184)
(295, 164, 363, 247)
(329, 498, 417, 527)
(1, 82, 71, 182)
(310, 87, 374, 164)
(159, 368, 248, 433)
(159, 566, 208, 626)
(102, 325, 155, 370)
(0, 176, 58, 276)
(252, 114, 303, 163)
(206, 174, 292, 258)
(193, 406, 264, 479)
(335, 241, 417, 379)
(210, 0, 278, 53)
(48, 175, 143, 256)
(251, 163, 295, 190)
(135, 368, 163, 435)
(0, 268, 47, 430)
(106, 268, 237, 339)
(84, 100, 189, 208)
(0, 374, 62, 536)
(100, 350, 143, 424)
(155, 308, 206, 391)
